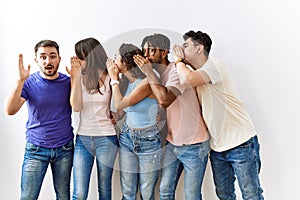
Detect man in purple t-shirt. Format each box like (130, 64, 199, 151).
(4, 40, 74, 200)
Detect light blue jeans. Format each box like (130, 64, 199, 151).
(72, 135, 118, 200)
(119, 123, 162, 200)
(210, 135, 264, 200)
(20, 140, 74, 200)
(159, 140, 210, 200)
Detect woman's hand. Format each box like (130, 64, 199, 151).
(106, 58, 119, 80)
(66, 56, 81, 76)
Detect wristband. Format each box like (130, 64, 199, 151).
(175, 58, 184, 65)
(110, 79, 119, 86)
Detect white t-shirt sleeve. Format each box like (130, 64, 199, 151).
(198, 58, 222, 85)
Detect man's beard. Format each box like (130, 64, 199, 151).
(151, 62, 164, 70)
(41, 65, 58, 77)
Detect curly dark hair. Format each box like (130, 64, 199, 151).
(118, 43, 145, 95)
(183, 30, 212, 56)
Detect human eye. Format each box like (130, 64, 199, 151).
(142, 48, 149, 56)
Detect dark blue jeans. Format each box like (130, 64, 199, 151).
(210, 136, 264, 200)
(21, 141, 74, 200)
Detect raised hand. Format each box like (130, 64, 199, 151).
(18, 54, 31, 81)
(106, 58, 119, 80)
(66, 56, 81, 76)
(133, 54, 152, 75)
(172, 44, 184, 62)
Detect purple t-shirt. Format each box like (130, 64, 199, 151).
(21, 72, 73, 148)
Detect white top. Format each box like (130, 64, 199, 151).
(196, 58, 257, 151)
(77, 75, 116, 136)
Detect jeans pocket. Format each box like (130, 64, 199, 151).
(120, 128, 125, 135)
(238, 137, 253, 149)
(25, 142, 39, 153)
(143, 132, 160, 142)
(62, 141, 74, 151)
(199, 140, 210, 158)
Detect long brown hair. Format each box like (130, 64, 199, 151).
(75, 37, 108, 94)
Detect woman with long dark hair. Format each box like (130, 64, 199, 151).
(67, 37, 118, 200)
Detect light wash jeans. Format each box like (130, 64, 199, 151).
(159, 140, 210, 200)
(210, 135, 264, 200)
(119, 123, 162, 200)
(72, 135, 118, 200)
(20, 140, 74, 200)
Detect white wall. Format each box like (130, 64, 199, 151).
(1, 0, 299, 199)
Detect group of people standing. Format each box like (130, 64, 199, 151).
(4, 30, 264, 200)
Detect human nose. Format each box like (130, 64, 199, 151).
(45, 57, 51, 64)
(143, 49, 149, 57)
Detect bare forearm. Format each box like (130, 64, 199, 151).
(145, 71, 177, 107)
(70, 73, 83, 112)
(176, 62, 209, 87)
(111, 84, 128, 110)
(4, 80, 26, 115)
(112, 80, 152, 110)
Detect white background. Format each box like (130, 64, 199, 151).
(1, 0, 299, 199)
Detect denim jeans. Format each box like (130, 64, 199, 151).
(72, 135, 118, 200)
(159, 140, 210, 200)
(119, 123, 162, 200)
(20, 140, 74, 200)
(210, 135, 264, 200)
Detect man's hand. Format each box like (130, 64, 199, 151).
(18, 54, 30, 81)
(172, 44, 185, 62)
(133, 54, 153, 75)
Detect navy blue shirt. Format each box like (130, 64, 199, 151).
(21, 72, 73, 148)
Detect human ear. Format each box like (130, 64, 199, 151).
(162, 50, 168, 58)
(197, 45, 204, 54)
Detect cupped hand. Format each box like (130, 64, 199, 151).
(172, 44, 184, 61)
(133, 54, 152, 74)
(66, 56, 81, 76)
(106, 58, 119, 80)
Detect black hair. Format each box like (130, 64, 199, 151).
(183, 30, 212, 56)
(34, 40, 59, 56)
(118, 43, 145, 95)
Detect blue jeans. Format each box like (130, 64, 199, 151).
(72, 135, 118, 200)
(119, 123, 162, 200)
(159, 140, 210, 200)
(20, 141, 74, 200)
(210, 135, 264, 200)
